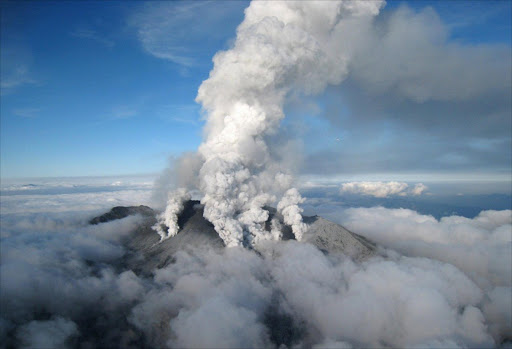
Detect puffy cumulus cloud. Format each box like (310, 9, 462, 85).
(341, 206, 512, 344)
(0, 213, 149, 347)
(340, 181, 428, 198)
(128, 243, 496, 348)
(341, 207, 512, 286)
(263, 242, 494, 348)
(411, 182, 428, 196)
(0, 182, 153, 347)
(341, 181, 408, 198)
(130, 247, 272, 348)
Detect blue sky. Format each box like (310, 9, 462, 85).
(1, 0, 511, 183)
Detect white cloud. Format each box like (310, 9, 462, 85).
(340, 181, 428, 198)
(342, 207, 512, 287)
(0, 176, 154, 216)
(301, 4, 511, 178)
(411, 182, 428, 196)
(1, 180, 511, 347)
(132, 242, 496, 348)
(346, 5, 511, 103)
(129, 1, 245, 66)
(341, 206, 512, 343)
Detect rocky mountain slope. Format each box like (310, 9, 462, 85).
(91, 200, 376, 275)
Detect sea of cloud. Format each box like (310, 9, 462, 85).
(1, 178, 511, 348)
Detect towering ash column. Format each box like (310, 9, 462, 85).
(156, 1, 384, 247)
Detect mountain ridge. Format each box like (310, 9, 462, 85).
(90, 200, 376, 275)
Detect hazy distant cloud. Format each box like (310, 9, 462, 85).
(345, 6, 511, 103)
(129, 1, 246, 66)
(70, 28, 115, 48)
(340, 181, 427, 198)
(0, 177, 153, 215)
(303, 128, 511, 178)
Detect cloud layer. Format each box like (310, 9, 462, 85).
(1, 181, 511, 348)
(341, 206, 512, 343)
(340, 181, 427, 198)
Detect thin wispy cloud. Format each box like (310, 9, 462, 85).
(11, 107, 41, 118)
(70, 28, 115, 48)
(0, 65, 37, 90)
(129, 1, 246, 66)
(0, 55, 38, 95)
(0, 42, 40, 95)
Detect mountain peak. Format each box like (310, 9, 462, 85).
(90, 201, 376, 274)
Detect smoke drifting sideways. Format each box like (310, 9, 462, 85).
(154, 1, 384, 247)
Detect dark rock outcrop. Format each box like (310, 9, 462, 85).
(89, 205, 155, 225)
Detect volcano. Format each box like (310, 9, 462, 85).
(91, 200, 376, 275)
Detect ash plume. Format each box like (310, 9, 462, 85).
(153, 188, 191, 241)
(158, 0, 385, 247)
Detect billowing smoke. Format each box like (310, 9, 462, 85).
(154, 1, 385, 246)
(153, 188, 191, 240)
(277, 188, 308, 241)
